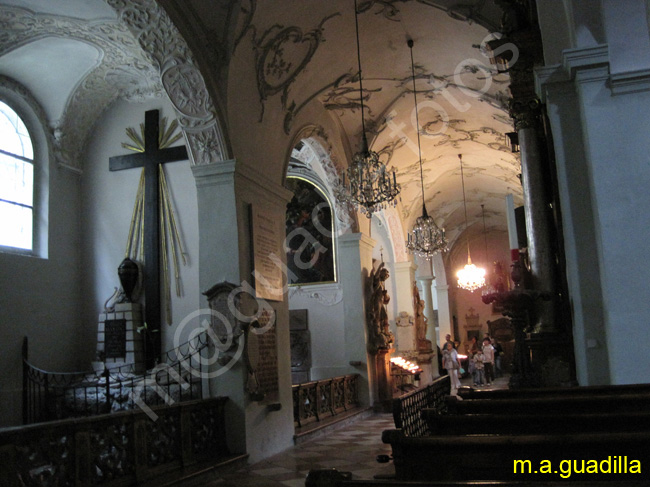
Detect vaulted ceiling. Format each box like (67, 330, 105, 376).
(0, 0, 523, 258)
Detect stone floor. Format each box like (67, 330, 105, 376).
(183, 373, 510, 487)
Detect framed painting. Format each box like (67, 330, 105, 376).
(285, 177, 336, 285)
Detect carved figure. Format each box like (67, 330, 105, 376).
(367, 262, 394, 353)
(413, 282, 432, 351)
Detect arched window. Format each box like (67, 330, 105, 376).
(0, 100, 34, 250)
(285, 176, 336, 284)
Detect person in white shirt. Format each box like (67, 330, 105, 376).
(442, 342, 462, 389)
(482, 337, 495, 385)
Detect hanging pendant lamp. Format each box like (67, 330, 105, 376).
(405, 39, 448, 259)
(456, 154, 486, 292)
(336, 0, 400, 218)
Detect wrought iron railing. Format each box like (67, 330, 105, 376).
(1, 396, 229, 487)
(292, 374, 360, 428)
(23, 333, 210, 424)
(392, 374, 450, 437)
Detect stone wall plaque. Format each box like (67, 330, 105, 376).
(250, 204, 283, 302)
(104, 319, 126, 358)
(205, 282, 240, 338)
(245, 309, 279, 401)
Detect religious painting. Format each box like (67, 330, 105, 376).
(285, 177, 335, 285)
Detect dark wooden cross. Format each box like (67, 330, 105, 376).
(109, 110, 188, 368)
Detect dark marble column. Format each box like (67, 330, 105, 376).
(485, 0, 575, 385)
(517, 112, 556, 333)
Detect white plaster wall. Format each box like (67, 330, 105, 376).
(0, 165, 82, 426)
(574, 77, 650, 384)
(288, 287, 346, 379)
(0, 89, 83, 426)
(81, 97, 199, 361)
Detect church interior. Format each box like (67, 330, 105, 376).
(2, 0, 650, 485)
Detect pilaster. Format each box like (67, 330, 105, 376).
(393, 261, 417, 318)
(435, 284, 451, 343)
(417, 276, 439, 380)
(338, 233, 376, 406)
(191, 159, 294, 463)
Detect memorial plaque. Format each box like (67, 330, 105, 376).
(105, 319, 126, 358)
(208, 288, 238, 337)
(245, 309, 279, 401)
(250, 204, 283, 301)
(256, 323, 279, 398)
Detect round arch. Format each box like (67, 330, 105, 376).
(108, 0, 230, 167)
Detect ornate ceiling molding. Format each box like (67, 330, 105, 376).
(107, 0, 229, 166)
(247, 12, 340, 130)
(358, 0, 500, 31)
(0, 4, 162, 171)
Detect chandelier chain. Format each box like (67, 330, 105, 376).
(482, 203, 488, 264)
(353, 0, 367, 148)
(456, 153, 486, 292)
(409, 40, 425, 206)
(334, 0, 401, 218)
(459, 154, 471, 260)
(405, 40, 448, 259)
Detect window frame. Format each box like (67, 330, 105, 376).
(0, 82, 49, 258)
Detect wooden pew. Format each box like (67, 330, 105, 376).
(458, 383, 650, 400)
(445, 391, 650, 415)
(305, 468, 650, 486)
(381, 428, 650, 482)
(422, 410, 650, 435)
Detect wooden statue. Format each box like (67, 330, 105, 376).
(367, 262, 394, 353)
(413, 282, 432, 351)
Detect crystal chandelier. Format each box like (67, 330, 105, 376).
(456, 154, 486, 292)
(405, 39, 448, 259)
(336, 0, 400, 218)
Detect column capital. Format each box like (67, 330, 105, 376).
(339, 232, 376, 253)
(237, 160, 293, 205)
(510, 96, 542, 131)
(417, 276, 434, 284)
(192, 159, 293, 207)
(435, 284, 450, 291)
(192, 158, 236, 187)
(394, 261, 417, 272)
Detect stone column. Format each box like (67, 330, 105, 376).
(499, 6, 556, 333)
(193, 160, 295, 463)
(518, 120, 556, 333)
(417, 276, 439, 378)
(393, 261, 417, 317)
(488, 0, 575, 385)
(535, 59, 609, 386)
(393, 261, 416, 354)
(435, 284, 452, 342)
(338, 233, 376, 407)
(193, 160, 245, 454)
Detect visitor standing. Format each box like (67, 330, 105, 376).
(442, 342, 462, 390)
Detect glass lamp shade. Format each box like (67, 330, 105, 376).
(406, 206, 448, 259)
(457, 257, 486, 292)
(337, 148, 400, 218)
